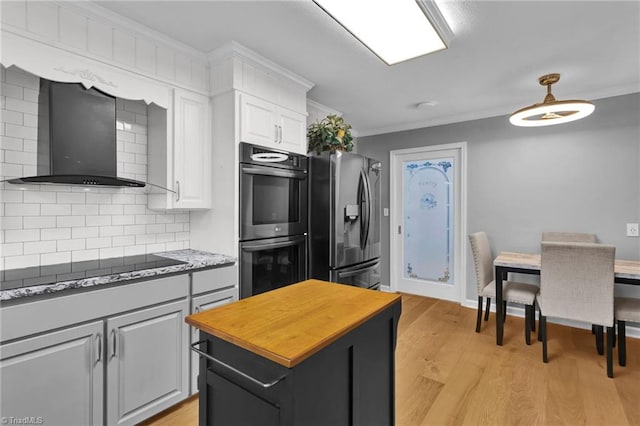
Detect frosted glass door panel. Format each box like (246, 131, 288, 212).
(403, 158, 454, 285)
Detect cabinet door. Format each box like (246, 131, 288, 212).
(173, 88, 211, 209)
(190, 287, 237, 395)
(0, 321, 104, 426)
(239, 93, 279, 149)
(106, 299, 189, 426)
(278, 107, 307, 154)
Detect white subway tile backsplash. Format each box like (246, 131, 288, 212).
(124, 204, 145, 215)
(57, 216, 85, 228)
(112, 235, 135, 247)
(5, 203, 39, 216)
(99, 225, 124, 237)
(146, 224, 165, 234)
(1, 242, 23, 257)
(111, 215, 134, 226)
(0, 161, 23, 178)
(41, 251, 71, 265)
(71, 204, 99, 216)
(123, 224, 145, 235)
(57, 192, 87, 204)
(4, 149, 36, 165)
(86, 215, 112, 226)
(85, 193, 112, 204)
(1, 68, 190, 269)
(145, 243, 166, 253)
(72, 249, 99, 262)
(1, 135, 24, 151)
(42, 204, 72, 216)
(23, 240, 56, 254)
(123, 245, 146, 256)
(1, 109, 23, 125)
(86, 237, 112, 249)
(136, 233, 156, 245)
(57, 239, 85, 252)
(72, 227, 99, 239)
(24, 216, 56, 229)
(112, 193, 135, 204)
(0, 216, 23, 230)
(99, 204, 124, 215)
(100, 246, 124, 259)
(2, 189, 23, 203)
(1, 83, 24, 100)
(24, 191, 57, 203)
(4, 97, 37, 115)
(5, 254, 40, 269)
(41, 228, 71, 241)
(5, 229, 40, 243)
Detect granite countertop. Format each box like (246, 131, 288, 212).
(0, 249, 236, 302)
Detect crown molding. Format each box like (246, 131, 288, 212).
(209, 41, 314, 92)
(307, 99, 342, 117)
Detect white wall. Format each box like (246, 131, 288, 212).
(0, 66, 189, 270)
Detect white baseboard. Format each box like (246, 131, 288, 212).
(462, 298, 640, 339)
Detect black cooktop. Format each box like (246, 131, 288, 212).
(1, 254, 187, 292)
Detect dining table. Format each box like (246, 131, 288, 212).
(493, 252, 640, 345)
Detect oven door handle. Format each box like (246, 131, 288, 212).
(242, 236, 306, 252)
(241, 166, 306, 180)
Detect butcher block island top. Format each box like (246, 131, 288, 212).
(185, 279, 401, 368)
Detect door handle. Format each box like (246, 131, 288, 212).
(95, 333, 102, 364)
(110, 329, 118, 359)
(175, 180, 181, 202)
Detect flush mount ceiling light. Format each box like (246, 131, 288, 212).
(313, 0, 453, 66)
(509, 73, 595, 127)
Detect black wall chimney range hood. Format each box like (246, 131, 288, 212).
(7, 79, 145, 188)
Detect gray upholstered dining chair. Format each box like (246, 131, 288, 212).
(541, 232, 597, 243)
(541, 232, 603, 347)
(469, 232, 538, 344)
(538, 241, 616, 377)
(614, 297, 640, 366)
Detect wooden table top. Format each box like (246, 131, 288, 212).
(494, 251, 640, 280)
(185, 279, 401, 368)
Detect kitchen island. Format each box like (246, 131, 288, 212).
(186, 279, 402, 426)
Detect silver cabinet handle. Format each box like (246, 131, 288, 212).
(195, 306, 201, 313)
(95, 333, 102, 364)
(278, 125, 283, 143)
(274, 124, 279, 143)
(111, 329, 118, 359)
(175, 180, 180, 202)
(190, 340, 286, 389)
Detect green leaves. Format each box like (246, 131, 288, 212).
(307, 114, 354, 154)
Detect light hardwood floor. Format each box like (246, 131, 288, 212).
(142, 293, 640, 426)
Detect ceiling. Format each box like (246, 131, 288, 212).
(94, 0, 640, 137)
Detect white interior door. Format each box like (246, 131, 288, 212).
(390, 143, 466, 302)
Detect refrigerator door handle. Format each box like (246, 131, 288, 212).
(360, 167, 372, 251)
(337, 259, 380, 278)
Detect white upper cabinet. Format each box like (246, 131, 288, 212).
(148, 88, 211, 210)
(239, 93, 307, 154)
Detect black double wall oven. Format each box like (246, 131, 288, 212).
(239, 143, 308, 299)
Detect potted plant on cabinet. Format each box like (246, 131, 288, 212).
(307, 114, 354, 154)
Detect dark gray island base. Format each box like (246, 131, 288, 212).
(186, 279, 402, 426)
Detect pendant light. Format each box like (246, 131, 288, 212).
(509, 73, 594, 127)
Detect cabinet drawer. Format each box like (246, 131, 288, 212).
(192, 265, 237, 295)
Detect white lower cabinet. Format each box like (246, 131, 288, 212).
(190, 287, 236, 395)
(0, 321, 104, 426)
(106, 299, 190, 426)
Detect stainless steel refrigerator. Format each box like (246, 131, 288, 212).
(308, 151, 382, 289)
